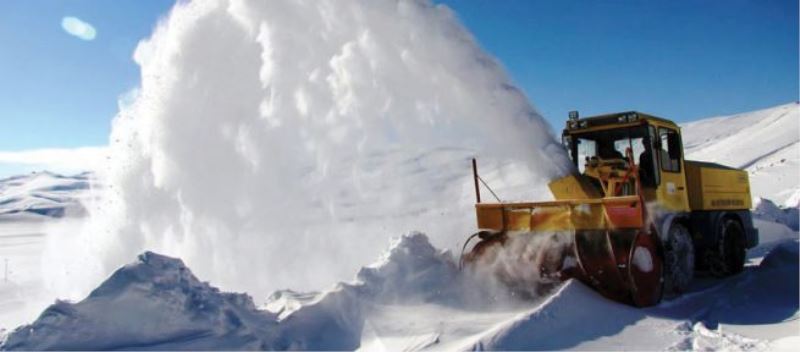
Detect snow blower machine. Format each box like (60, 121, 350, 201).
(461, 111, 759, 306)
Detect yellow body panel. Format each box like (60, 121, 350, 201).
(647, 119, 692, 212)
(548, 174, 602, 199)
(685, 160, 752, 210)
(475, 196, 643, 232)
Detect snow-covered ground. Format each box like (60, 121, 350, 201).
(0, 102, 798, 350)
(1, 229, 796, 350)
(0, 0, 797, 347)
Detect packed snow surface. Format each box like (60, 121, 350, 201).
(44, 0, 571, 301)
(3, 231, 797, 350)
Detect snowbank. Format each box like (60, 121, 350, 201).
(3, 233, 469, 350)
(3, 233, 798, 350)
(753, 197, 799, 231)
(2, 252, 278, 350)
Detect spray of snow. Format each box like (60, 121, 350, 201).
(464, 232, 575, 299)
(42, 0, 571, 300)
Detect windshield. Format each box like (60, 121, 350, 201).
(563, 126, 649, 174)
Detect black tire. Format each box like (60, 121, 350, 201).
(709, 218, 746, 277)
(721, 218, 746, 275)
(663, 222, 695, 295)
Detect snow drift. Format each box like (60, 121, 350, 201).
(5, 233, 488, 350)
(753, 197, 799, 231)
(43, 0, 571, 300)
(5, 232, 797, 350)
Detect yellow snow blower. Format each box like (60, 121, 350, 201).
(462, 111, 759, 306)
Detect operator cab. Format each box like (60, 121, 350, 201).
(561, 111, 683, 202)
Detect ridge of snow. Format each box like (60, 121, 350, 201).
(3, 230, 797, 350)
(1, 232, 464, 350)
(1, 251, 278, 350)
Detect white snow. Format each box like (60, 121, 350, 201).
(682, 102, 800, 208)
(1, 100, 798, 348)
(753, 197, 799, 231)
(2, 229, 797, 350)
(0, 172, 95, 218)
(632, 245, 654, 272)
(0, 0, 797, 349)
(45, 0, 572, 301)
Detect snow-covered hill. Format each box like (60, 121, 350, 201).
(682, 102, 800, 208)
(0, 172, 95, 219)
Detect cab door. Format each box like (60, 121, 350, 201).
(654, 126, 690, 212)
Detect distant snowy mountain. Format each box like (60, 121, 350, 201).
(682, 102, 800, 208)
(0, 171, 95, 219)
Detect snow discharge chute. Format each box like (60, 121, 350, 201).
(43, 0, 571, 299)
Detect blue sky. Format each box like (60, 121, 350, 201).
(0, 0, 174, 151)
(0, 0, 797, 176)
(439, 0, 799, 123)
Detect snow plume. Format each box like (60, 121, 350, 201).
(43, 0, 570, 300)
(465, 232, 575, 299)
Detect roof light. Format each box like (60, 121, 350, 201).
(568, 110, 579, 121)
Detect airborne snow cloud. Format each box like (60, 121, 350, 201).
(43, 0, 572, 300)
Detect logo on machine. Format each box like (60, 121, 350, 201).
(711, 199, 745, 207)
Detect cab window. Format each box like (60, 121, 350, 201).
(644, 126, 660, 186)
(658, 127, 681, 172)
(575, 138, 596, 173)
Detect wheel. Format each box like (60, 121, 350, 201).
(663, 222, 695, 295)
(707, 218, 746, 277)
